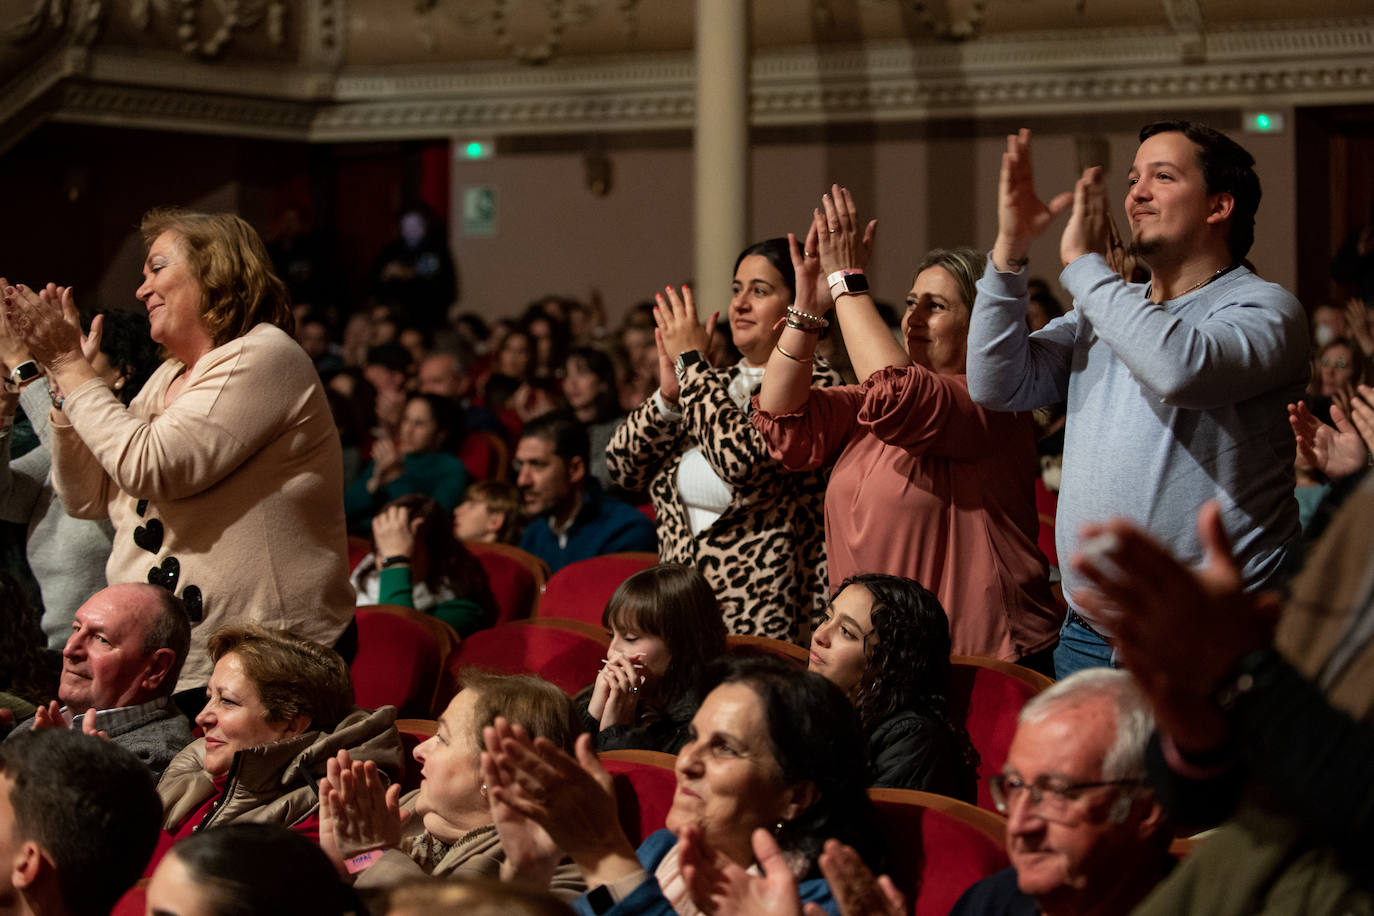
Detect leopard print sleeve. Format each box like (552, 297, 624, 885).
(605, 394, 684, 492)
(679, 356, 844, 488)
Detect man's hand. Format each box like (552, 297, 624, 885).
(1289, 398, 1370, 481)
(1072, 502, 1278, 754)
(1060, 167, 1111, 267)
(992, 129, 1073, 272)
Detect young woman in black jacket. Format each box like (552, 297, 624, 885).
(809, 572, 978, 798)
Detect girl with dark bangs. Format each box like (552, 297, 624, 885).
(575, 563, 727, 753)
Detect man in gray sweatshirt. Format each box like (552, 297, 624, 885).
(967, 122, 1308, 677)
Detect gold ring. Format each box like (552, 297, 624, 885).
(803, 249, 816, 258)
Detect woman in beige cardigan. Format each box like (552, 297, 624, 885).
(2, 208, 355, 690)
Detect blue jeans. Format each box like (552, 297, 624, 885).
(1052, 612, 1119, 679)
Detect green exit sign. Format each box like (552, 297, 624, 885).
(1243, 112, 1285, 134)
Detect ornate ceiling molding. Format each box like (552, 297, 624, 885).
(10, 16, 1374, 146)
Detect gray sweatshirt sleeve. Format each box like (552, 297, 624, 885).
(967, 260, 1079, 411)
(1061, 253, 1310, 410)
(0, 387, 56, 525)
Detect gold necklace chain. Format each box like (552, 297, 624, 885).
(1149, 264, 1234, 302)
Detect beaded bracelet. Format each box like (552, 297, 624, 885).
(785, 316, 821, 334)
(786, 305, 829, 329)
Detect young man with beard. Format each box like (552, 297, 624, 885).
(968, 122, 1309, 676)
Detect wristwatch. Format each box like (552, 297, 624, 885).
(674, 349, 704, 385)
(9, 361, 39, 391)
(827, 269, 869, 300)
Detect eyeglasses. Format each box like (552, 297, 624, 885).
(1320, 358, 1351, 369)
(989, 772, 1146, 820)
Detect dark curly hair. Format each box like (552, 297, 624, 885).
(840, 574, 979, 774)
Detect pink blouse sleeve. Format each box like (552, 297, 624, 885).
(750, 385, 866, 472)
(858, 366, 1003, 459)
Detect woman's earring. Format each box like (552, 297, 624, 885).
(481, 783, 489, 799)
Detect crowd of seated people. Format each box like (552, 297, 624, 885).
(1, 114, 1374, 916)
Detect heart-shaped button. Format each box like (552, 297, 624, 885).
(133, 518, 164, 554)
(182, 585, 204, 623)
(147, 557, 179, 593)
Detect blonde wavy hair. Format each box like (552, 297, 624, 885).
(140, 209, 294, 347)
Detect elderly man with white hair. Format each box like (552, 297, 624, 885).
(951, 668, 1175, 915)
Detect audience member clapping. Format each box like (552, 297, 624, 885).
(352, 494, 496, 637)
(147, 822, 362, 916)
(1069, 495, 1374, 913)
(809, 574, 977, 797)
(346, 392, 470, 531)
(454, 480, 524, 545)
(1289, 382, 1374, 484)
(320, 671, 586, 901)
(363, 341, 414, 440)
(158, 626, 402, 843)
(0, 308, 158, 650)
(607, 241, 844, 642)
(576, 563, 727, 753)
(560, 345, 625, 489)
(483, 656, 884, 916)
(2, 209, 355, 689)
(755, 189, 1059, 665)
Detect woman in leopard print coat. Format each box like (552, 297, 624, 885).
(606, 239, 842, 643)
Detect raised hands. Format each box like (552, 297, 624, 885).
(482, 717, 638, 885)
(813, 839, 906, 916)
(993, 129, 1073, 271)
(815, 185, 877, 281)
(1, 281, 92, 372)
(682, 826, 800, 916)
(1289, 390, 1374, 481)
(478, 727, 564, 887)
(319, 748, 407, 868)
(1059, 166, 1112, 267)
(653, 284, 718, 406)
(682, 829, 905, 916)
(371, 504, 419, 560)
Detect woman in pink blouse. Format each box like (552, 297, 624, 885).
(753, 186, 1060, 668)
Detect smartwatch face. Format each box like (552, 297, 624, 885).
(841, 274, 869, 293)
(13, 362, 39, 383)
